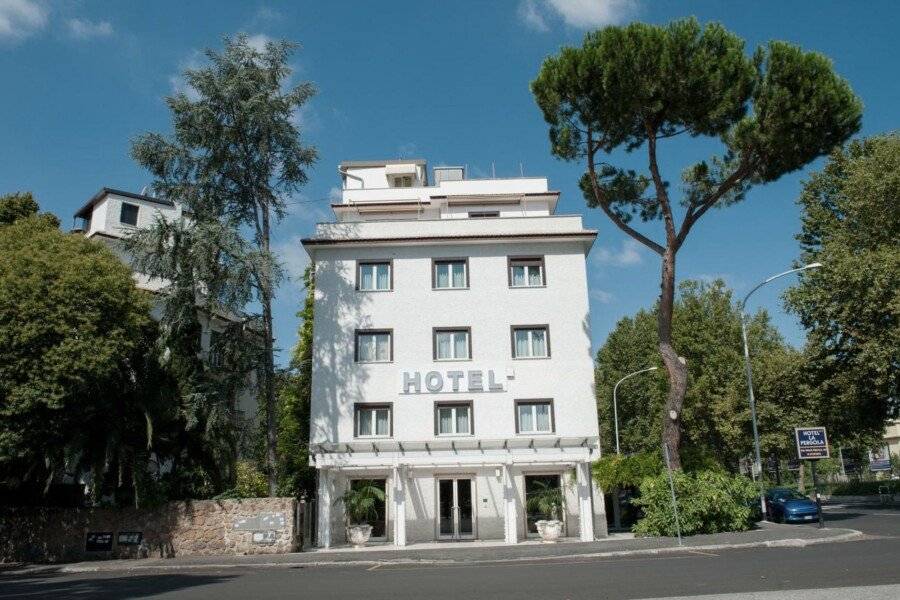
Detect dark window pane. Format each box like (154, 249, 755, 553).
(120, 203, 139, 226)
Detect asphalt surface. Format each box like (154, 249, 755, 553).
(3, 505, 899, 599)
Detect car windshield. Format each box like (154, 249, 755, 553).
(773, 490, 808, 501)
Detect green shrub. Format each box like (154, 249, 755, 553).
(830, 480, 898, 496)
(592, 452, 663, 490)
(632, 470, 758, 536)
(214, 460, 269, 499)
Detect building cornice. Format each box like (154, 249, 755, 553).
(302, 230, 598, 248)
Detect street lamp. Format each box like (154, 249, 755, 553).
(739, 262, 823, 518)
(612, 366, 659, 455)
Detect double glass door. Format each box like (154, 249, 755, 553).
(438, 478, 474, 539)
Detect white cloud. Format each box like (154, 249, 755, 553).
(169, 49, 203, 100)
(273, 235, 311, 290)
(592, 238, 643, 267)
(591, 289, 614, 304)
(0, 0, 47, 42)
(519, 0, 638, 31)
(518, 0, 547, 31)
(66, 18, 113, 40)
(244, 33, 271, 53)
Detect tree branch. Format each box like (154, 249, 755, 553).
(676, 157, 754, 249)
(645, 122, 677, 246)
(587, 130, 665, 256)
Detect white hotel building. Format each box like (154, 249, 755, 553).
(303, 159, 606, 547)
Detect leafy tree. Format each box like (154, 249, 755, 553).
(786, 134, 900, 447)
(276, 265, 316, 498)
(128, 35, 317, 493)
(532, 18, 861, 467)
(0, 192, 60, 228)
(595, 279, 812, 468)
(0, 213, 153, 498)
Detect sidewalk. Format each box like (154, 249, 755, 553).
(3, 522, 862, 576)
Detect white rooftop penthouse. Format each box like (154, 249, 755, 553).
(304, 159, 606, 548)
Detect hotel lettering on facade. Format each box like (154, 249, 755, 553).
(302, 160, 607, 546)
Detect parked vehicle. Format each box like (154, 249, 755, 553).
(765, 488, 820, 523)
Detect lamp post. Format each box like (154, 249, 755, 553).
(739, 262, 823, 518)
(612, 366, 659, 455)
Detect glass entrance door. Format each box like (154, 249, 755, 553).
(438, 478, 475, 539)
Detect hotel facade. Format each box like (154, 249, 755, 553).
(303, 160, 606, 547)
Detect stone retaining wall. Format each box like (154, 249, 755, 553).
(0, 497, 298, 564)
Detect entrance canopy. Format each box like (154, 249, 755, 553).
(311, 435, 600, 470)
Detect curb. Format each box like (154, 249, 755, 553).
(6, 529, 864, 576)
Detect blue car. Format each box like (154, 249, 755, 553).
(765, 488, 820, 523)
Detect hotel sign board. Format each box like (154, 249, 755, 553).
(401, 369, 506, 394)
(795, 427, 829, 460)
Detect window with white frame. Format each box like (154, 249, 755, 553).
(509, 257, 545, 287)
(516, 400, 553, 434)
(357, 261, 391, 291)
(433, 259, 467, 289)
(435, 403, 472, 436)
(355, 330, 392, 362)
(355, 404, 391, 437)
(511, 326, 549, 358)
(434, 328, 471, 360)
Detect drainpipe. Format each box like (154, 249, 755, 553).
(338, 166, 364, 189)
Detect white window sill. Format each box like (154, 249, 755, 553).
(517, 431, 555, 436)
(509, 284, 546, 289)
(434, 358, 472, 362)
(432, 287, 470, 291)
(512, 356, 551, 361)
(356, 360, 394, 364)
(356, 289, 393, 293)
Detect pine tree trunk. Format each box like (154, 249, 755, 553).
(658, 248, 688, 470)
(261, 200, 278, 496)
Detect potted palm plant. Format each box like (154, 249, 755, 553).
(336, 480, 385, 547)
(527, 479, 565, 543)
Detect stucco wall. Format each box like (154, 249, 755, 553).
(309, 240, 598, 445)
(0, 498, 297, 564)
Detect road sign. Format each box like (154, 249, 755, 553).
(795, 427, 830, 460)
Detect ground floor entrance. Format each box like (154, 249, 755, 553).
(438, 478, 475, 540)
(314, 455, 605, 548)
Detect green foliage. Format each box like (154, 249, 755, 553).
(0, 215, 155, 498)
(0, 192, 60, 229)
(532, 18, 861, 218)
(595, 279, 813, 467)
(830, 479, 898, 497)
(129, 34, 318, 492)
(215, 460, 269, 499)
(785, 134, 900, 446)
(632, 470, 758, 536)
(525, 479, 565, 520)
(593, 452, 663, 490)
(276, 266, 316, 498)
(337, 480, 386, 525)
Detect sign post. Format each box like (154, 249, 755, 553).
(795, 427, 829, 529)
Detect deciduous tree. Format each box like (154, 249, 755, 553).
(532, 18, 861, 467)
(786, 134, 900, 447)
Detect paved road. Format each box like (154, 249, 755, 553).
(4, 506, 899, 599)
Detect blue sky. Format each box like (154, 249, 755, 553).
(1, 1, 897, 366)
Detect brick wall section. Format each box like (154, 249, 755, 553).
(0, 497, 298, 564)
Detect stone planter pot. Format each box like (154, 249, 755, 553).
(347, 524, 373, 548)
(535, 519, 563, 543)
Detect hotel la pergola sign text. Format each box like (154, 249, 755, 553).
(401, 369, 510, 395)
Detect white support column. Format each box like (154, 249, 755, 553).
(392, 465, 407, 547)
(503, 463, 518, 544)
(576, 461, 595, 542)
(316, 468, 332, 549)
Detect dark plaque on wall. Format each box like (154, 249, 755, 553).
(117, 531, 143, 546)
(85, 532, 113, 552)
